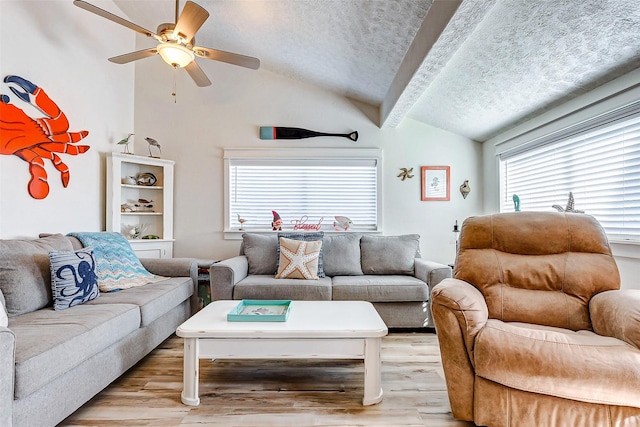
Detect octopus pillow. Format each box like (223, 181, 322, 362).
(275, 237, 323, 280)
(49, 248, 100, 310)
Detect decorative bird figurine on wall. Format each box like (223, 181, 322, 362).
(459, 180, 471, 199)
(117, 133, 134, 154)
(397, 168, 414, 181)
(552, 192, 584, 213)
(144, 137, 161, 158)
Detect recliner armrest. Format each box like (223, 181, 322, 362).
(0, 326, 15, 427)
(590, 289, 640, 349)
(431, 278, 488, 360)
(210, 256, 249, 300)
(430, 278, 488, 421)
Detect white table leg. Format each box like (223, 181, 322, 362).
(181, 337, 200, 406)
(362, 337, 383, 405)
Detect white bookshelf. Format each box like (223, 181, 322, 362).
(106, 152, 174, 258)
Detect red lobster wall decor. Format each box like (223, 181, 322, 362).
(0, 75, 90, 199)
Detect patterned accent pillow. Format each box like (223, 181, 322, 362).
(275, 237, 323, 280)
(276, 232, 325, 277)
(49, 248, 100, 310)
(67, 232, 166, 292)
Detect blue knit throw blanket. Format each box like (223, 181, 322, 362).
(67, 232, 165, 292)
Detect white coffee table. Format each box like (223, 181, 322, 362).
(176, 300, 388, 406)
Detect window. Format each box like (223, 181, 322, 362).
(224, 148, 382, 232)
(499, 100, 640, 240)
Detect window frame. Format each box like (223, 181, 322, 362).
(497, 99, 640, 242)
(223, 148, 383, 239)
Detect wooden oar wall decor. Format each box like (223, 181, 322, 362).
(259, 126, 358, 142)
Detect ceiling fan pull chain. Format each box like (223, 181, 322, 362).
(172, 66, 178, 103)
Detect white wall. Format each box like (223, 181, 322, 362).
(482, 69, 640, 290)
(0, 0, 134, 238)
(1, 1, 482, 264)
(132, 59, 483, 265)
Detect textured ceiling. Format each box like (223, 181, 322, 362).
(110, 0, 640, 141)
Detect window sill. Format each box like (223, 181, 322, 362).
(223, 229, 382, 240)
(609, 240, 640, 260)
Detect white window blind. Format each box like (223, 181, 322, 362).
(500, 100, 640, 240)
(227, 156, 380, 231)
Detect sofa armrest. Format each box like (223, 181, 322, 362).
(210, 256, 249, 301)
(590, 289, 640, 349)
(140, 258, 198, 313)
(0, 326, 15, 427)
(140, 258, 197, 281)
(430, 278, 488, 421)
(414, 259, 452, 286)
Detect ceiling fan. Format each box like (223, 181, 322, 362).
(73, 0, 260, 87)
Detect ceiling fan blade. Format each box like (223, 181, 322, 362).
(185, 61, 212, 87)
(174, 1, 210, 44)
(73, 0, 159, 39)
(108, 48, 158, 64)
(193, 47, 260, 70)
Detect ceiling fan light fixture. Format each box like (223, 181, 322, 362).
(157, 42, 195, 68)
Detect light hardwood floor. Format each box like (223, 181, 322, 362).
(61, 331, 474, 427)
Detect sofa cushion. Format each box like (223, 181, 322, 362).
(10, 303, 140, 399)
(242, 233, 279, 275)
(86, 277, 193, 326)
(360, 234, 420, 275)
(332, 275, 429, 302)
(276, 237, 323, 280)
(0, 234, 73, 316)
(233, 275, 332, 300)
(49, 248, 100, 310)
(475, 319, 640, 408)
(276, 232, 325, 277)
(322, 234, 363, 276)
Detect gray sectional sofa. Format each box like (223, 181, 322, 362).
(210, 233, 451, 328)
(0, 234, 197, 427)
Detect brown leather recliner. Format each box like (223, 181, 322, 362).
(431, 212, 640, 427)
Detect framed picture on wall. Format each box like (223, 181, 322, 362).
(421, 166, 450, 201)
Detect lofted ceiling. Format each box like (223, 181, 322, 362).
(111, 0, 640, 142)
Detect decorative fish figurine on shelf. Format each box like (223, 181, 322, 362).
(259, 126, 358, 142)
(334, 216, 353, 231)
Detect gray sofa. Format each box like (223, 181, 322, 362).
(0, 234, 197, 427)
(210, 233, 451, 328)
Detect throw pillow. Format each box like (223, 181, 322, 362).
(0, 234, 74, 316)
(360, 234, 421, 275)
(49, 248, 100, 310)
(322, 234, 364, 276)
(241, 233, 279, 275)
(276, 232, 325, 277)
(0, 290, 7, 328)
(275, 237, 323, 280)
(67, 232, 166, 292)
